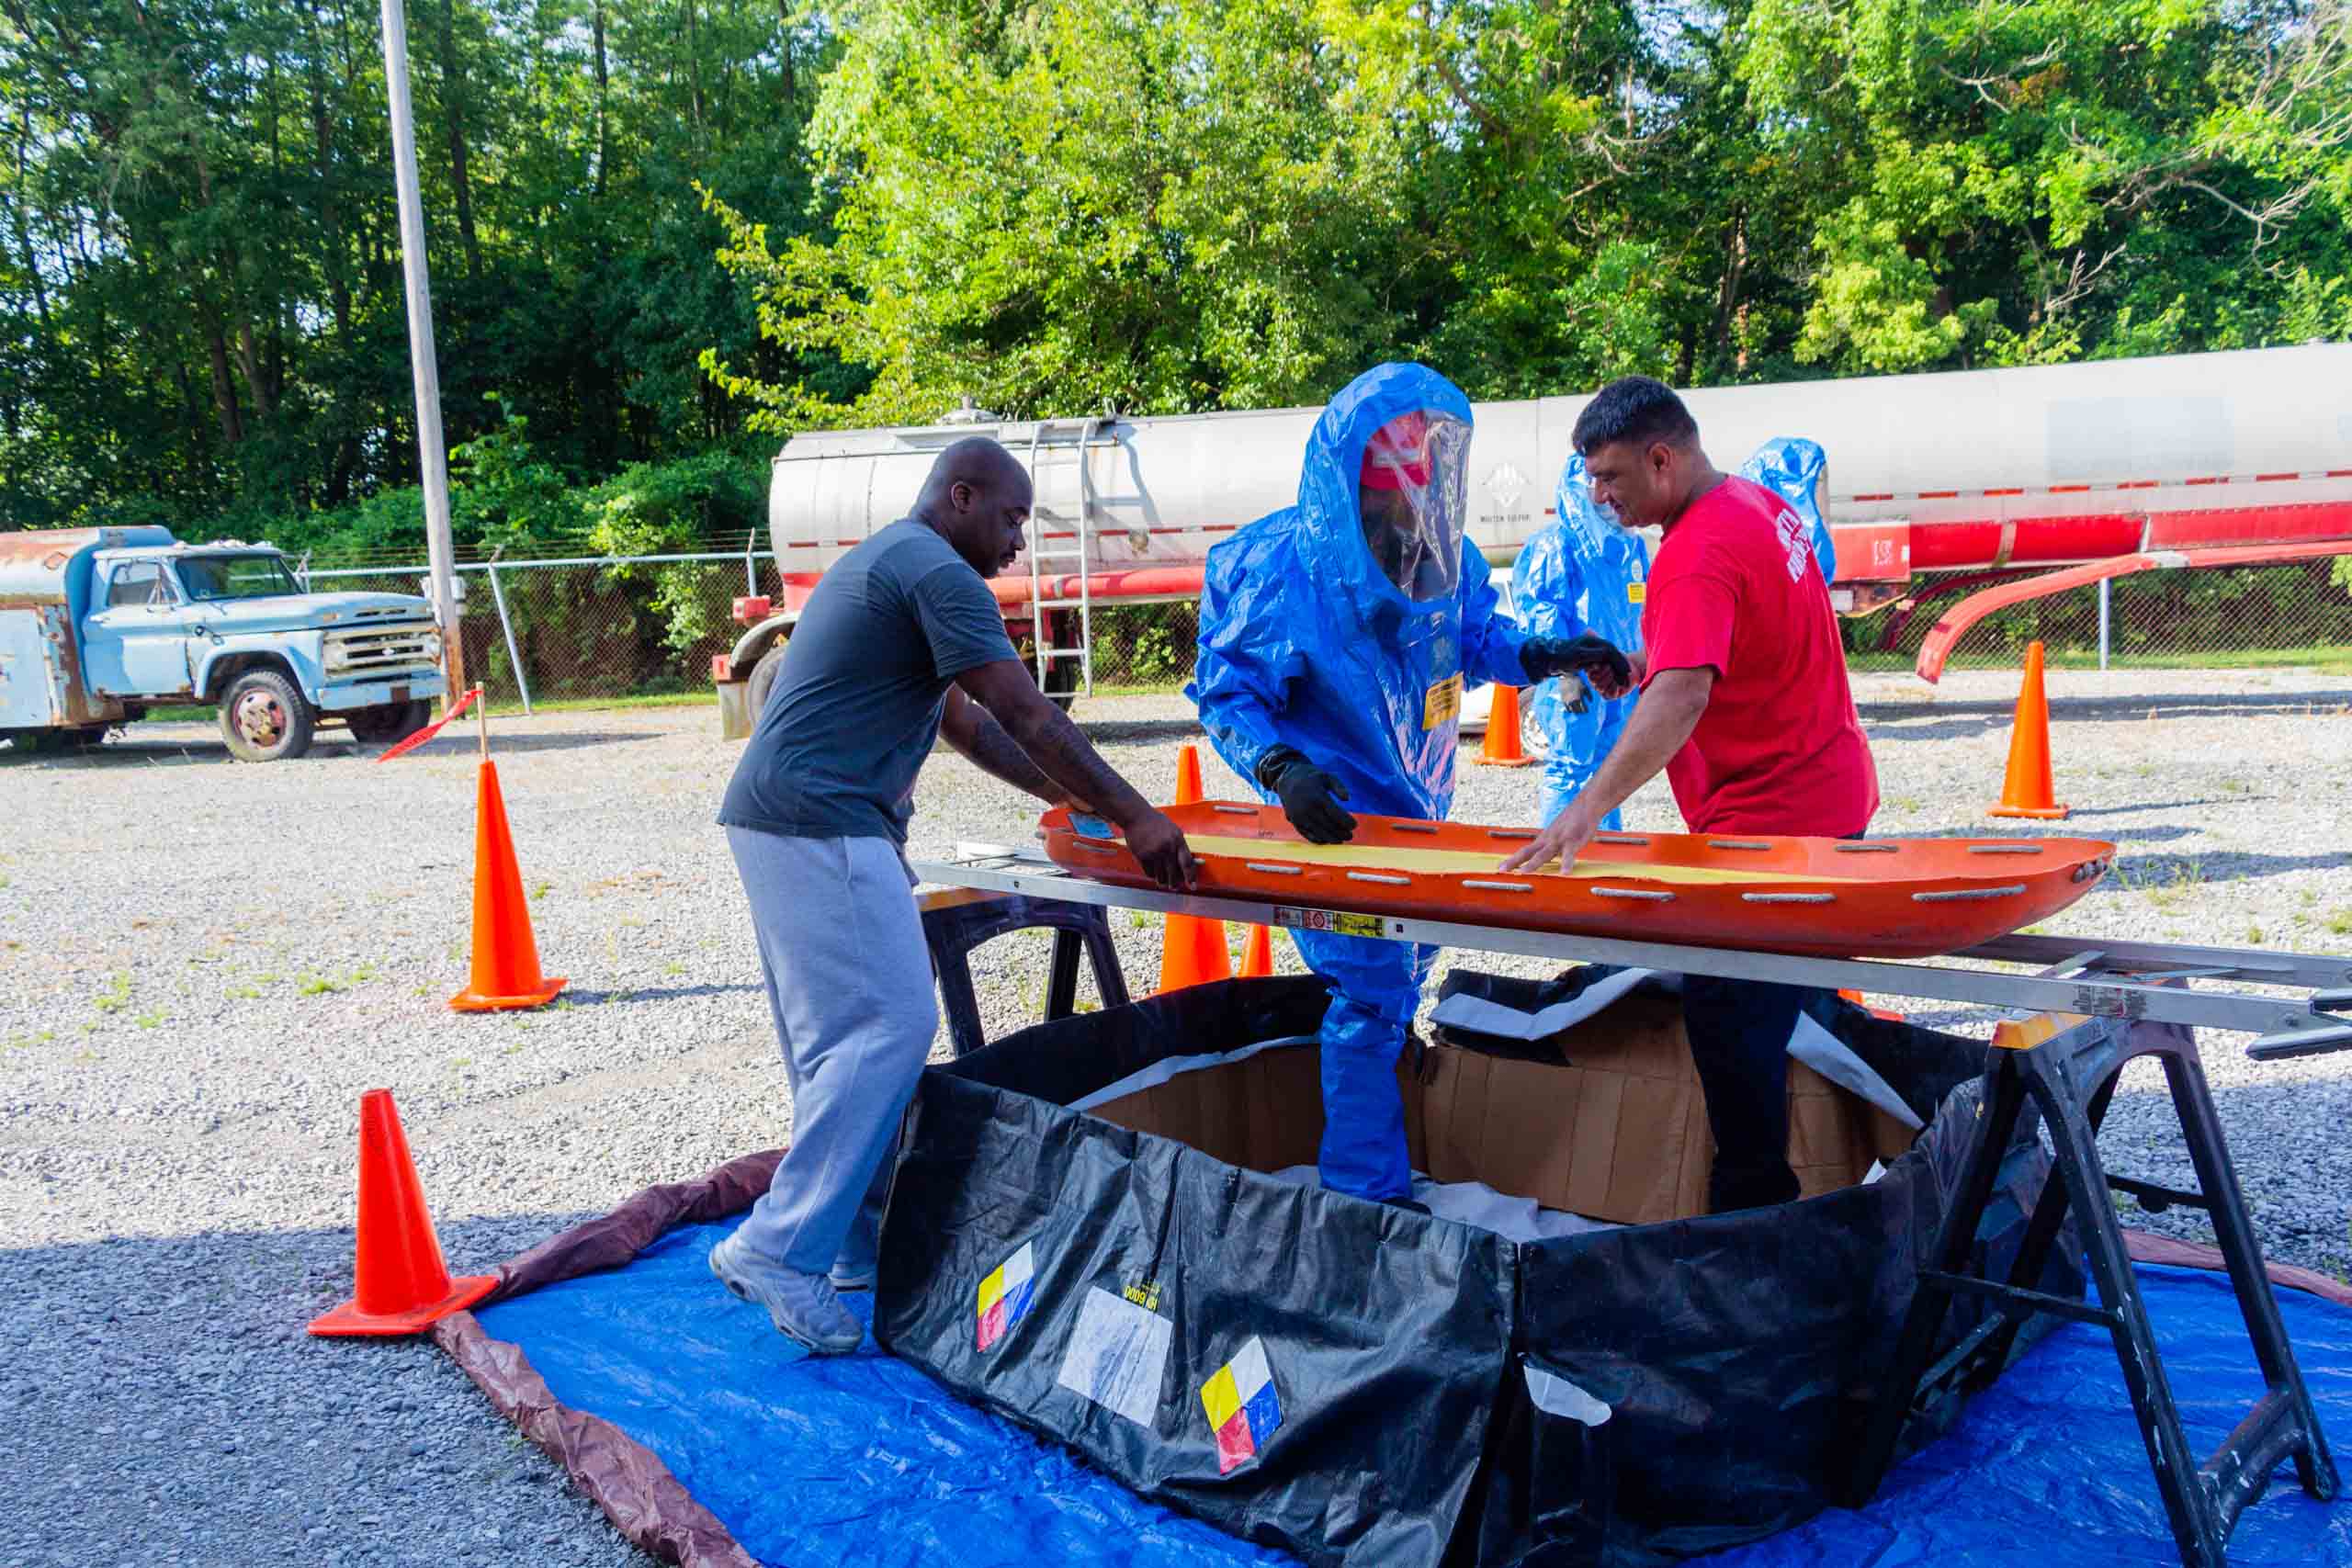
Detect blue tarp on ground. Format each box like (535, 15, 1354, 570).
(475, 1222, 2352, 1568)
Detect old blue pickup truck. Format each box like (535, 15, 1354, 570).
(1, 527, 448, 761)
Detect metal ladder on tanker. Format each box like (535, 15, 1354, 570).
(1024, 418, 1100, 699)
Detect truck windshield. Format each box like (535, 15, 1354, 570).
(179, 554, 298, 602)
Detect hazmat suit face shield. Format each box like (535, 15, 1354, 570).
(1560, 453, 1645, 560)
(1356, 411, 1471, 603)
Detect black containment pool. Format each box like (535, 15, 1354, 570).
(873, 974, 2089, 1568)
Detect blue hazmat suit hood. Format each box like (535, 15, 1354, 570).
(1739, 436, 1837, 583)
(1294, 363, 1476, 628)
(1188, 362, 1526, 823)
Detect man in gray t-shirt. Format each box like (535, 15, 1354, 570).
(718, 515, 1026, 843)
(708, 437, 1195, 1359)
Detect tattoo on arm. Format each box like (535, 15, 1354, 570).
(1001, 700, 1152, 825)
(955, 660, 1155, 824)
(960, 702, 1062, 801)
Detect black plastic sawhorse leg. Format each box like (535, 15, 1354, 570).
(1849, 1016, 2338, 1566)
(918, 886, 1130, 1057)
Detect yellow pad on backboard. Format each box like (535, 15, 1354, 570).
(1178, 834, 1851, 886)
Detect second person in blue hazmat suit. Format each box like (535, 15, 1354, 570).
(1512, 436, 1837, 832)
(1513, 453, 1651, 833)
(1188, 363, 1631, 1204)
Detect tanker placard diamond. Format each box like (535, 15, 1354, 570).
(1486, 461, 1528, 513)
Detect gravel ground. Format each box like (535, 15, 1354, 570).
(4, 665, 2349, 1567)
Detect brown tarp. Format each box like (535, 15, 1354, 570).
(435, 1310, 759, 1568)
(433, 1145, 2352, 1568)
(481, 1150, 783, 1306)
(2123, 1228, 2352, 1308)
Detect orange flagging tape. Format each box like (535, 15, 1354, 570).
(377, 685, 481, 763)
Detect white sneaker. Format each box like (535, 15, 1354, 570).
(708, 1231, 865, 1354)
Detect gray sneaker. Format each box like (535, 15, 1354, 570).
(708, 1231, 865, 1355)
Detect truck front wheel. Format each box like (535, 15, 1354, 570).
(220, 670, 315, 762)
(346, 699, 432, 747)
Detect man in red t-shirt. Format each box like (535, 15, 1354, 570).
(1502, 376, 1878, 1211)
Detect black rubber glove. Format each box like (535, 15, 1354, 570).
(1520, 633, 1632, 690)
(1255, 745, 1358, 844)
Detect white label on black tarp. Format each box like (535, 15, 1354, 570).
(1057, 1286, 1172, 1428)
(1523, 1362, 1612, 1427)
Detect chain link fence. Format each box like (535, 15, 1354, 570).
(304, 552, 2352, 711)
(1845, 560, 2352, 674)
(307, 553, 769, 710)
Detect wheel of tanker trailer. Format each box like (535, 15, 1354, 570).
(745, 639, 789, 722)
(345, 698, 433, 747)
(219, 669, 316, 762)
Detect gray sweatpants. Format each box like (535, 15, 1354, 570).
(724, 828, 938, 1278)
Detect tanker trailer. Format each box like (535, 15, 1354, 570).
(713, 343, 2352, 734)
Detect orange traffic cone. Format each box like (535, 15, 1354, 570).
(1838, 987, 1906, 1023)
(450, 761, 567, 1011)
(1158, 915, 1236, 993)
(310, 1089, 496, 1337)
(1476, 684, 1534, 767)
(1174, 742, 1204, 805)
(1157, 742, 1233, 994)
(1238, 921, 1275, 978)
(1989, 641, 2069, 820)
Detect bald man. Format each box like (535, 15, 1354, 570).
(713, 436, 1196, 1357)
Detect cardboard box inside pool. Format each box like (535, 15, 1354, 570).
(1084, 990, 1920, 1226)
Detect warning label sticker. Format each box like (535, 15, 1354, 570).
(1202, 1336, 1283, 1474)
(1421, 672, 1464, 730)
(1056, 1286, 1172, 1428)
(976, 1241, 1036, 1352)
(1273, 906, 1387, 940)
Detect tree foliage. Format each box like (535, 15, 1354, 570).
(711, 0, 2347, 422)
(1, 0, 822, 535)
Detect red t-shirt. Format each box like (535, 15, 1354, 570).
(1640, 475, 1878, 836)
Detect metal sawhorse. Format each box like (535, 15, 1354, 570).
(918, 886, 1130, 1058)
(1848, 1010, 2339, 1565)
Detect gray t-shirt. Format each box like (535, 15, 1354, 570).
(719, 519, 1019, 843)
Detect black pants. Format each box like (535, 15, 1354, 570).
(1679, 974, 1831, 1213)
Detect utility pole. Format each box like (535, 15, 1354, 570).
(379, 0, 467, 709)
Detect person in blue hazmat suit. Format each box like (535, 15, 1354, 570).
(1188, 363, 1631, 1204)
(1513, 452, 1651, 833)
(1740, 437, 1837, 582)
(1511, 436, 1836, 832)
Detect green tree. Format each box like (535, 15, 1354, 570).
(704, 0, 1425, 428)
(1740, 0, 2352, 372)
(0, 0, 822, 533)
